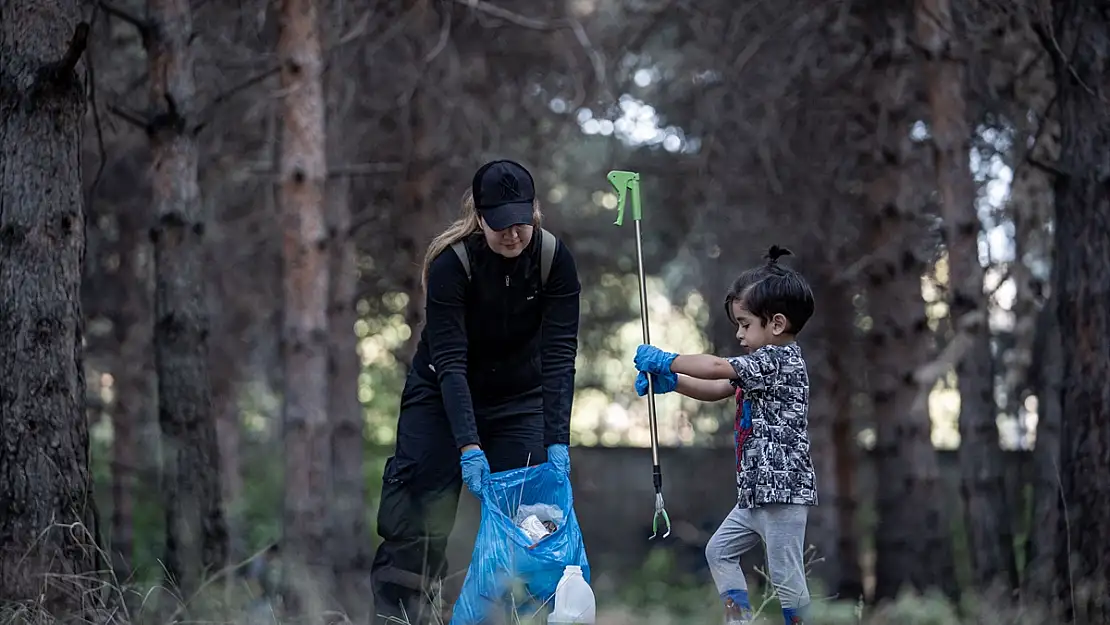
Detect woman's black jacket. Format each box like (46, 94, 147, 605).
(409, 230, 581, 450)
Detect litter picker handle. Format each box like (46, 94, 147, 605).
(607, 169, 672, 540)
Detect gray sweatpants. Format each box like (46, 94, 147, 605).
(705, 504, 810, 610)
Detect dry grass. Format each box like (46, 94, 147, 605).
(0, 577, 1068, 625)
(0, 522, 1072, 625)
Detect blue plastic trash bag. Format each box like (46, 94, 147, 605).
(450, 461, 590, 625)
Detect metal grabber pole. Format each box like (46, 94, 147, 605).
(607, 170, 671, 540)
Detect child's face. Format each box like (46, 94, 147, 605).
(731, 301, 788, 350)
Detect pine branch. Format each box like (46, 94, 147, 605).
(34, 22, 90, 90)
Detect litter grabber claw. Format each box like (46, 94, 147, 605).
(608, 169, 673, 541)
(653, 492, 672, 540)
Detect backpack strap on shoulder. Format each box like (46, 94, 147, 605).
(450, 240, 471, 280)
(540, 228, 557, 288)
(453, 231, 555, 285)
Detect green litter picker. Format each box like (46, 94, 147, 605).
(607, 169, 672, 541)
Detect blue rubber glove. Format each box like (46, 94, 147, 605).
(634, 344, 678, 375)
(635, 370, 678, 396)
(547, 443, 571, 476)
(461, 448, 490, 496)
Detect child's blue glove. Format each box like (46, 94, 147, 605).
(635, 370, 678, 396)
(634, 344, 678, 375)
(547, 443, 571, 476)
(460, 448, 490, 496)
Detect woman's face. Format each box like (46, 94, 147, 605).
(479, 218, 533, 258)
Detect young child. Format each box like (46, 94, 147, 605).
(633, 245, 817, 625)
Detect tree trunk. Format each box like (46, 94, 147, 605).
(862, 12, 955, 594)
(326, 172, 368, 618)
(1013, 97, 1058, 607)
(796, 253, 843, 596)
(866, 205, 954, 602)
(397, 85, 436, 368)
(147, 0, 229, 601)
(1023, 303, 1062, 607)
(827, 292, 865, 601)
(0, 9, 109, 619)
(1050, 3, 1110, 621)
(395, 3, 448, 367)
(915, 0, 1016, 594)
(110, 199, 156, 582)
(211, 370, 243, 547)
(803, 336, 842, 595)
(324, 5, 369, 611)
(279, 0, 333, 612)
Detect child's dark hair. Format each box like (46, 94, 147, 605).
(724, 245, 815, 334)
(724, 264, 771, 327)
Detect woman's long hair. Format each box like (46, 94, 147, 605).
(421, 188, 545, 288)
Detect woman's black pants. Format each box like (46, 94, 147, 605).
(370, 371, 546, 624)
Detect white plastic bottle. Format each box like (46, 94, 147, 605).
(547, 565, 596, 624)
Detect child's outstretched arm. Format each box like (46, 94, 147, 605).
(635, 344, 774, 393)
(670, 354, 739, 381)
(635, 344, 737, 381)
(675, 375, 734, 401)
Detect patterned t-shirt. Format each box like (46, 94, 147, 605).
(734, 387, 752, 475)
(726, 342, 817, 509)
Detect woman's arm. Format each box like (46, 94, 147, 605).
(539, 238, 581, 448)
(425, 251, 480, 450)
(675, 375, 734, 402)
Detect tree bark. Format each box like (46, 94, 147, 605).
(1023, 303, 1062, 607)
(1050, 3, 1110, 621)
(110, 199, 156, 582)
(826, 291, 865, 601)
(915, 0, 1016, 594)
(397, 83, 436, 368)
(279, 0, 333, 611)
(0, 9, 110, 619)
(146, 0, 229, 602)
(796, 251, 844, 596)
(803, 330, 843, 595)
(326, 172, 368, 617)
(866, 202, 955, 602)
(324, 3, 369, 611)
(863, 10, 955, 598)
(395, 2, 447, 367)
(211, 373, 243, 540)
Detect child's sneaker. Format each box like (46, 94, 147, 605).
(783, 607, 806, 624)
(724, 598, 753, 624)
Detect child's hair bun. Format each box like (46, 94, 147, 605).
(764, 245, 793, 264)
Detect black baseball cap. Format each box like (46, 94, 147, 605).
(472, 159, 536, 230)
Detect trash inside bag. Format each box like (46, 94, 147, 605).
(515, 503, 564, 545)
(514, 503, 565, 527)
(518, 514, 553, 544)
(450, 462, 590, 625)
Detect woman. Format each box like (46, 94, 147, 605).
(370, 159, 581, 624)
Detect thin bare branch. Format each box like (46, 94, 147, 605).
(567, 16, 609, 99)
(329, 163, 406, 177)
(107, 104, 150, 131)
(451, 0, 560, 30)
(242, 162, 404, 177)
(34, 22, 90, 89)
(194, 66, 280, 132)
(1028, 154, 1066, 178)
